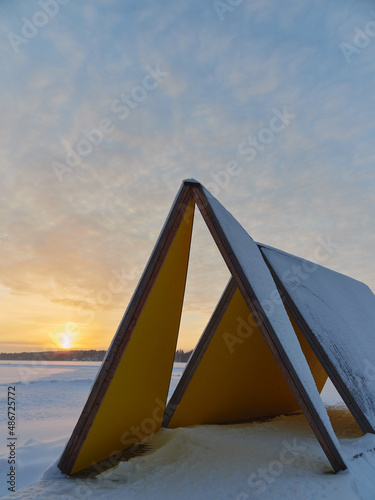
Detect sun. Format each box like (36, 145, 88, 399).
(52, 330, 74, 350)
(60, 333, 73, 349)
(50, 324, 78, 350)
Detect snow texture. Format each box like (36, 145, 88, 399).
(1, 362, 374, 499)
(202, 186, 343, 458)
(0, 361, 185, 498)
(260, 244, 375, 429)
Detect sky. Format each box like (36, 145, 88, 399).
(0, 0, 374, 353)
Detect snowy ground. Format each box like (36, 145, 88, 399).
(1, 361, 375, 499)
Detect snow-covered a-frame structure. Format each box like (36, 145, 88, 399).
(58, 179, 375, 476)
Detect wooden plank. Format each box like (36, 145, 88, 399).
(163, 278, 237, 427)
(259, 245, 374, 434)
(191, 183, 346, 472)
(58, 182, 195, 474)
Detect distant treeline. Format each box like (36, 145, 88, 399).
(174, 349, 193, 363)
(0, 349, 194, 362)
(0, 350, 106, 362)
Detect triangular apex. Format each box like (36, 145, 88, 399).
(58, 180, 346, 476)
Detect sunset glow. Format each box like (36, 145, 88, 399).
(0, 2, 374, 354)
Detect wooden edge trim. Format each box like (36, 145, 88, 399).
(258, 244, 374, 435)
(191, 185, 346, 472)
(58, 182, 195, 474)
(163, 277, 237, 428)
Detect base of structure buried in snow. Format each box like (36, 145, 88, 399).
(3, 405, 375, 500)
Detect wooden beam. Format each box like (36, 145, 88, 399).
(58, 182, 194, 474)
(191, 183, 346, 472)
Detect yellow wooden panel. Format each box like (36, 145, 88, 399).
(72, 200, 194, 473)
(168, 287, 327, 428)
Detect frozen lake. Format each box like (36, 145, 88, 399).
(0, 360, 187, 495)
(0, 360, 346, 497)
(0, 359, 343, 425)
(0, 360, 187, 423)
